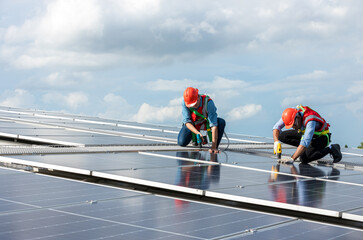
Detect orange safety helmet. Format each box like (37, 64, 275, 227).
(183, 87, 199, 107)
(282, 108, 299, 129)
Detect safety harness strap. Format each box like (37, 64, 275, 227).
(190, 96, 212, 142)
(296, 104, 330, 146)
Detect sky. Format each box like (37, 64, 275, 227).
(0, 0, 363, 147)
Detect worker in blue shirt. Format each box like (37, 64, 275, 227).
(273, 105, 342, 164)
(178, 87, 226, 154)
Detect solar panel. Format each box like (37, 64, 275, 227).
(234, 220, 363, 240)
(1, 106, 363, 239)
(0, 168, 143, 210)
(0, 167, 294, 240)
(13, 152, 201, 171)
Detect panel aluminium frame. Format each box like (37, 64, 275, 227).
(0, 109, 268, 144)
(92, 167, 363, 229)
(1, 154, 338, 219)
(0, 131, 85, 146)
(0, 155, 204, 196)
(0, 108, 179, 134)
(140, 151, 363, 187)
(0, 116, 177, 144)
(136, 151, 363, 221)
(342, 212, 363, 222)
(1, 151, 363, 228)
(0, 156, 90, 176)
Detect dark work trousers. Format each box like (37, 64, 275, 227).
(178, 118, 226, 148)
(279, 130, 331, 164)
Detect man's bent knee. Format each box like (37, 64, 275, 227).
(178, 138, 189, 147)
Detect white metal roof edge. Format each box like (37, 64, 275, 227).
(0, 109, 176, 134)
(0, 156, 90, 175)
(0, 131, 85, 147)
(341, 212, 363, 222)
(0, 116, 177, 144)
(204, 191, 341, 218)
(20, 135, 85, 147)
(341, 152, 363, 157)
(139, 151, 220, 166)
(226, 137, 264, 144)
(91, 171, 204, 195)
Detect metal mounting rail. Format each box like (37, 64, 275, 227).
(0, 116, 178, 145)
(0, 144, 200, 155)
(1, 143, 363, 172)
(0, 142, 270, 156)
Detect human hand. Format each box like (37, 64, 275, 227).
(277, 156, 294, 164)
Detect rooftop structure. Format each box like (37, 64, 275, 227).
(0, 106, 362, 239)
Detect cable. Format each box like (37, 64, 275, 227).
(223, 131, 230, 151)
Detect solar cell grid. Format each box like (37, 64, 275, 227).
(0, 168, 297, 240)
(0, 169, 144, 208)
(13, 152, 203, 171)
(1, 107, 363, 239)
(232, 220, 363, 240)
(56, 194, 291, 239)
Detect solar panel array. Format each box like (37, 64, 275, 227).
(0, 106, 363, 239)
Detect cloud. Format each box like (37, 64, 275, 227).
(145, 79, 198, 92)
(286, 70, 329, 81)
(281, 96, 308, 107)
(208, 76, 249, 89)
(4, 0, 103, 47)
(144, 71, 342, 110)
(347, 80, 363, 95)
(0, 0, 362, 147)
(99, 95, 183, 123)
(42, 91, 88, 110)
(131, 97, 182, 123)
(145, 76, 248, 92)
(0, 89, 35, 108)
(346, 96, 363, 116)
(159, 18, 217, 42)
(2, 0, 360, 70)
(11, 50, 121, 69)
(147, 71, 326, 97)
(300, 21, 336, 36)
(226, 104, 262, 121)
(1, 0, 150, 69)
(169, 97, 183, 106)
(144, 71, 331, 107)
(37, 71, 93, 89)
(247, 70, 330, 93)
(109, 0, 161, 18)
(345, 80, 363, 116)
(97, 93, 134, 120)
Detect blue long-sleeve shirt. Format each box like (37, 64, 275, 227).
(182, 96, 218, 127)
(273, 112, 322, 148)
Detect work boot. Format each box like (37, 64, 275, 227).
(330, 144, 342, 163)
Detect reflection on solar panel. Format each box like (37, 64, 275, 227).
(1, 106, 363, 239)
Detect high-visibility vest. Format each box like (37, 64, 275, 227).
(297, 105, 330, 136)
(189, 95, 212, 141)
(190, 95, 211, 131)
